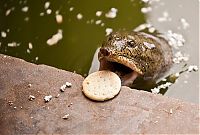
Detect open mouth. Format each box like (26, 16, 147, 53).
(99, 59, 133, 77)
(98, 48, 141, 86)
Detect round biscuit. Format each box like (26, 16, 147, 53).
(82, 70, 121, 101)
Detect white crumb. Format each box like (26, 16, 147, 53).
(5, 7, 15, 16)
(46, 9, 52, 14)
(65, 82, 72, 87)
(44, 95, 52, 102)
(95, 20, 102, 25)
(141, 7, 152, 13)
(29, 95, 35, 101)
(44, 1, 50, 9)
(8, 42, 20, 47)
(40, 12, 45, 16)
(1, 31, 6, 38)
(105, 8, 118, 19)
(148, 27, 156, 33)
(55, 94, 60, 98)
(187, 65, 198, 72)
(28, 84, 32, 87)
(151, 82, 172, 94)
(46, 29, 63, 46)
(5, 9, 11, 16)
(169, 109, 173, 114)
(133, 23, 152, 32)
(77, 13, 83, 20)
(96, 11, 102, 17)
(159, 30, 185, 49)
(173, 51, 189, 63)
(62, 114, 70, 119)
(24, 17, 29, 22)
(27, 49, 30, 53)
(60, 82, 72, 92)
(151, 87, 160, 94)
(56, 14, 63, 24)
(141, 0, 150, 3)
(69, 7, 74, 11)
(35, 57, 39, 61)
(28, 42, 33, 49)
(21, 6, 29, 12)
(60, 84, 66, 92)
(105, 28, 113, 36)
(157, 11, 171, 22)
(180, 18, 190, 29)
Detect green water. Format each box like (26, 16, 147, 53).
(0, 0, 145, 75)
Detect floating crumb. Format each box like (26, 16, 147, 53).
(133, 23, 152, 32)
(160, 30, 185, 49)
(56, 14, 63, 24)
(21, 6, 29, 12)
(1, 31, 7, 38)
(105, 8, 118, 19)
(27, 49, 31, 53)
(24, 17, 29, 22)
(29, 95, 35, 101)
(180, 18, 190, 29)
(46, 9, 52, 14)
(187, 65, 198, 72)
(96, 11, 102, 17)
(28, 42, 33, 49)
(40, 12, 45, 16)
(151, 87, 160, 94)
(44, 95, 52, 102)
(8, 42, 20, 47)
(35, 57, 39, 61)
(5, 9, 11, 16)
(46, 29, 63, 46)
(77, 13, 83, 20)
(148, 27, 156, 33)
(105, 28, 113, 36)
(95, 20, 102, 25)
(62, 114, 70, 119)
(69, 7, 74, 11)
(101, 23, 105, 27)
(173, 51, 189, 64)
(141, 0, 150, 3)
(5, 7, 15, 16)
(44, 1, 50, 9)
(157, 11, 171, 22)
(141, 7, 152, 13)
(151, 82, 172, 94)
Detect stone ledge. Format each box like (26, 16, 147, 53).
(0, 54, 199, 134)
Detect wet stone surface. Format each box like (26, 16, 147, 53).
(0, 54, 199, 134)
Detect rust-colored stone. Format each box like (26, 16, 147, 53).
(0, 54, 199, 134)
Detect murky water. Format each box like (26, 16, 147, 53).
(0, 0, 145, 75)
(0, 0, 199, 103)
